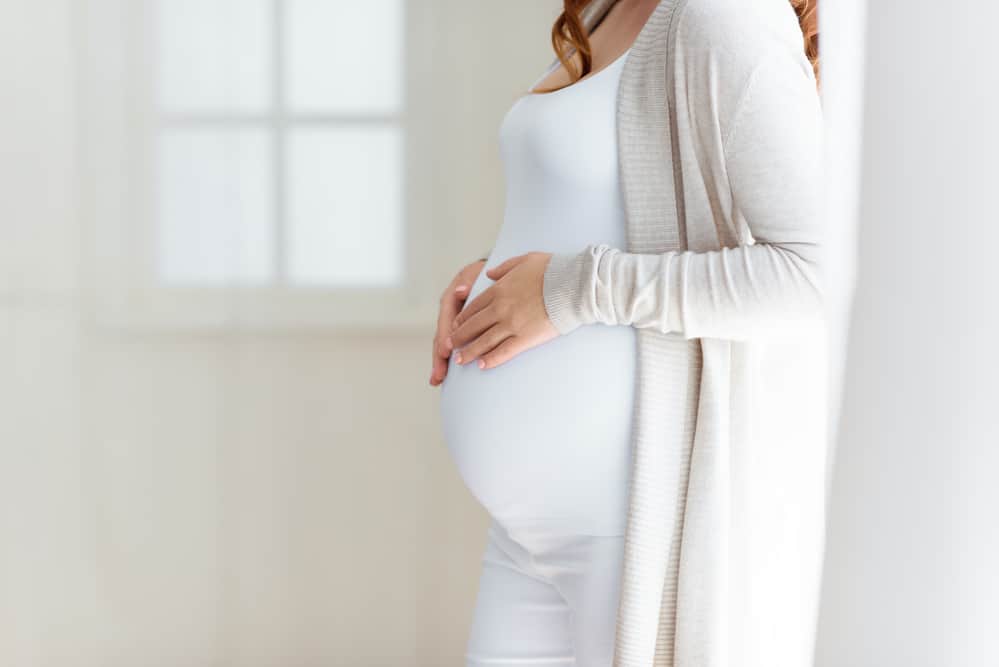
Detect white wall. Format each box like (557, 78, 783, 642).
(815, 1, 999, 665)
(0, 2, 560, 665)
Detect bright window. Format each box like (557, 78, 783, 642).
(153, 0, 406, 288)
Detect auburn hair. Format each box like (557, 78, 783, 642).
(789, 0, 820, 86)
(543, 0, 820, 91)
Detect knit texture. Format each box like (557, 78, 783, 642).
(540, 1, 829, 665)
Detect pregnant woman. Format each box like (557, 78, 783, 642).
(431, 0, 826, 665)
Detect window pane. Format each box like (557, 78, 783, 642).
(286, 0, 404, 114)
(156, 0, 272, 113)
(286, 126, 403, 286)
(156, 128, 274, 285)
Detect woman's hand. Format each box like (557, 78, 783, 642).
(449, 252, 559, 370)
(429, 258, 487, 386)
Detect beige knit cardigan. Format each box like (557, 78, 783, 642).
(539, 0, 829, 665)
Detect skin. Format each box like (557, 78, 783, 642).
(428, 0, 662, 383)
(429, 258, 487, 386)
(448, 252, 559, 371)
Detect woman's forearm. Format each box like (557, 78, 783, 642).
(542, 240, 823, 340)
(543, 47, 826, 341)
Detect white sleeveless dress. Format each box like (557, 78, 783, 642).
(439, 49, 636, 537)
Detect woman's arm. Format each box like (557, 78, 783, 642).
(448, 44, 824, 369)
(543, 48, 825, 341)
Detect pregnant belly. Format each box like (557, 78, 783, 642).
(439, 304, 637, 536)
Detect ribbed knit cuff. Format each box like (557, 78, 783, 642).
(542, 249, 594, 335)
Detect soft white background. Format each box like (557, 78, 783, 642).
(1, 1, 996, 666)
(2, 2, 534, 664)
(815, 0, 999, 665)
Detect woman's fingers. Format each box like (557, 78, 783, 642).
(430, 347, 449, 385)
(485, 253, 525, 280)
(437, 252, 558, 374)
(451, 306, 497, 352)
(453, 286, 494, 330)
(430, 283, 470, 385)
(479, 336, 525, 369)
(436, 287, 466, 358)
(455, 324, 512, 367)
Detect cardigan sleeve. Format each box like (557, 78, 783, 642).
(541, 48, 825, 340)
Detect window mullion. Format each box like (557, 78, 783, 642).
(272, 0, 287, 286)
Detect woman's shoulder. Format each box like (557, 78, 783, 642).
(674, 0, 806, 67)
(670, 0, 815, 134)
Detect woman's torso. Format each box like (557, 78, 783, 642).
(439, 49, 636, 537)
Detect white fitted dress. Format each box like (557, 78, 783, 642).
(439, 49, 636, 538)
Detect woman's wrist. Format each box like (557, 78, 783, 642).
(542, 249, 595, 335)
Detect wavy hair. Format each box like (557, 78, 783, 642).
(543, 0, 595, 90)
(789, 0, 820, 86)
(542, 0, 821, 92)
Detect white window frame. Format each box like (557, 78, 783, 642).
(79, 0, 439, 332)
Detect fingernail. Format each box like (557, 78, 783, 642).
(455, 284, 468, 293)
(477, 360, 485, 369)
(455, 352, 463, 364)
